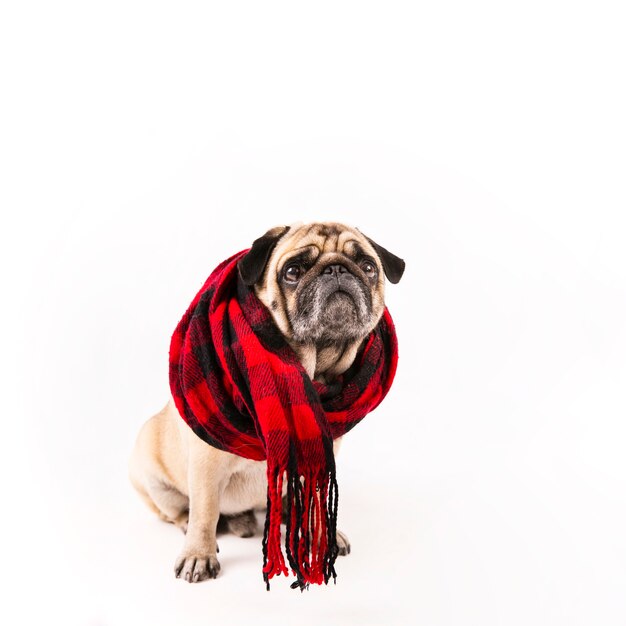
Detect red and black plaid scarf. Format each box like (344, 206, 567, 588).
(169, 250, 399, 589)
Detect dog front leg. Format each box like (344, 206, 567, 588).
(174, 439, 223, 582)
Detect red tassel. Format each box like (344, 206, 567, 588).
(262, 458, 338, 590)
(262, 465, 289, 587)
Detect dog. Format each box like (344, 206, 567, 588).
(128, 221, 405, 583)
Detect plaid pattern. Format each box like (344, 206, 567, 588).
(169, 250, 399, 589)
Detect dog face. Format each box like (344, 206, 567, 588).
(238, 222, 405, 346)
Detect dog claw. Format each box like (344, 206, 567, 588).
(174, 553, 220, 582)
(336, 529, 351, 556)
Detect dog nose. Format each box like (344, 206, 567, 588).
(323, 264, 348, 276)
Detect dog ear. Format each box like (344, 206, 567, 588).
(361, 232, 405, 284)
(238, 226, 291, 286)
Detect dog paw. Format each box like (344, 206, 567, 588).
(174, 552, 220, 582)
(336, 529, 351, 556)
(225, 509, 258, 538)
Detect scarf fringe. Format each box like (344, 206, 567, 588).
(262, 456, 339, 590)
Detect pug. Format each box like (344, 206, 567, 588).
(128, 221, 405, 583)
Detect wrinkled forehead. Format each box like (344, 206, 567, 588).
(274, 222, 377, 267)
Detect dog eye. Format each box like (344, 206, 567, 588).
(360, 260, 377, 276)
(283, 264, 302, 283)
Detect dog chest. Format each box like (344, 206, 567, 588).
(220, 458, 268, 515)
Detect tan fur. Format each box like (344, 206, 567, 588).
(129, 221, 389, 583)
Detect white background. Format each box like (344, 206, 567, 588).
(1, 1, 625, 625)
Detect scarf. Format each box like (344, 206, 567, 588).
(169, 250, 399, 589)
